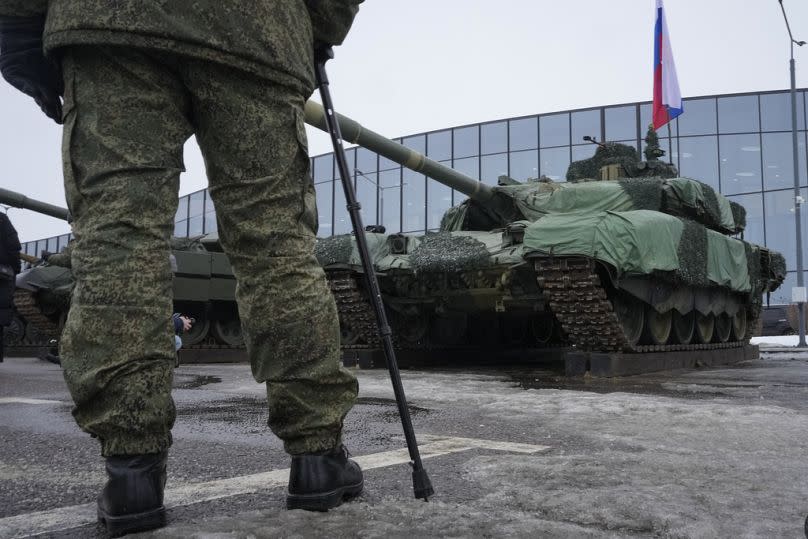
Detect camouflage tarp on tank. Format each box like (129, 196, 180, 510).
(314, 232, 414, 270)
(409, 231, 525, 273)
(664, 178, 743, 234)
(522, 210, 753, 293)
(18, 265, 74, 297)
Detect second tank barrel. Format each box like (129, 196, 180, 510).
(304, 101, 495, 203)
(0, 187, 70, 221)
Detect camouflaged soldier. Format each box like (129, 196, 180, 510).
(0, 0, 364, 535)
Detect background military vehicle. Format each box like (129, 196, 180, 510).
(304, 102, 786, 354)
(0, 187, 244, 351)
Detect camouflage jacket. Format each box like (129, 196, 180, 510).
(0, 0, 362, 94)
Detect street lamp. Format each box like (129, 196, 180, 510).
(355, 168, 405, 231)
(778, 0, 807, 346)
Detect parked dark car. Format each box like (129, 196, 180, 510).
(761, 305, 794, 336)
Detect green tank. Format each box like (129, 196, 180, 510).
(304, 103, 786, 353)
(0, 187, 243, 350)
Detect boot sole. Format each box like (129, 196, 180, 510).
(287, 480, 364, 512)
(97, 505, 166, 537)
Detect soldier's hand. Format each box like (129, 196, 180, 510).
(0, 16, 64, 124)
(180, 316, 194, 333)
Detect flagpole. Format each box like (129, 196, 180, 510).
(666, 122, 673, 165)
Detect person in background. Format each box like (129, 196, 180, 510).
(0, 212, 21, 363)
(172, 313, 193, 354)
(0, 1, 365, 535)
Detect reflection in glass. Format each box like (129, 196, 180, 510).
(428, 179, 452, 230)
(403, 169, 426, 232)
(204, 211, 217, 234)
(176, 196, 189, 222)
(189, 191, 205, 217)
(509, 149, 539, 181)
(188, 215, 203, 236)
(405, 134, 427, 155)
(678, 136, 719, 190)
(727, 193, 764, 246)
(313, 155, 333, 182)
(453, 125, 479, 158)
(717, 95, 759, 134)
(174, 220, 188, 237)
(571, 109, 601, 146)
(356, 147, 377, 175)
(605, 105, 637, 142)
(763, 188, 808, 270)
(760, 91, 806, 132)
(425, 131, 448, 160)
(379, 169, 402, 233)
(540, 146, 570, 181)
(316, 181, 333, 236)
(333, 183, 350, 235)
(481, 122, 507, 155)
(355, 170, 378, 226)
(481, 154, 508, 185)
(452, 157, 478, 203)
(719, 134, 762, 195)
(763, 132, 808, 190)
(677, 98, 716, 136)
(571, 144, 596, 163)
(509, 117, 538, 151)
(540, 113, 569, 148)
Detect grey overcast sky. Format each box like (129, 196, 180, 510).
(2, 0, 807, 242)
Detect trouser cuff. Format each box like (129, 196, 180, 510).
(100, 432, 173, 457)
(283, 431, 343, 456)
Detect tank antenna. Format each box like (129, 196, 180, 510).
(314, 47, 434, 502)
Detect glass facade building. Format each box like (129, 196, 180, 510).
(21, 89, 808, 304)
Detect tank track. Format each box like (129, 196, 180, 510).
(327, 271, 378, 348)
(13, 289, 60, 342)
(534, 257, 746, 353)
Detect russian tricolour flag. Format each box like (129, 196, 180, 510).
(653, 0, 683, 129)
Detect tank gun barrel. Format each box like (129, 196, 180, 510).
(0, 187, 70, 221)
(304, 101, 495, 203)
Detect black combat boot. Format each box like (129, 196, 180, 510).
(287, 445, 363, 511)
(96, 451, 168, 537)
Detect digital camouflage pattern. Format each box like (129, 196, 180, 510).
(59, 45, 358, 457)
(0, 0, 362, 95)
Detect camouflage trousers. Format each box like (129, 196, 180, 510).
(59, 46, 357, 457)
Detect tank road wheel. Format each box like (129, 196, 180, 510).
(210, 318, 245, 347)
(714, 313, 732, 343)
(672, 310, 695, 344)
(181, 314, 210, 346)
(642, 307, 672, 345)
(694, 312, 715, 344)
(612, 293, 644, 348)
(731, 309, 748, 341)
(3, 314, 25, 346)
(391, 313, 429, 347)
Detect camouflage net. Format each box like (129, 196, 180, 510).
(730, 202, 747, 232)
(618, 178, 665, 210)
(670, 219, 709, 287)
(769, 251, 787, 286)
(744, 243, 764, 318)
(410, 233, 491, 273)
(566, 143, 640, 182)
(314, 234, 355, 267)
(170, 235, 207, 252)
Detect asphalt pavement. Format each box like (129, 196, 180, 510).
(2, 348, 808, 538)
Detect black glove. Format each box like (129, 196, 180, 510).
(314, 41, 334, 64)
(0, 16, 63, 124)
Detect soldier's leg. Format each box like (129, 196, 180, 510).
(184, 63, 358, 456)
(59, 46, 193, 457)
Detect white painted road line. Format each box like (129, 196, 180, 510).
(0, 398, 63, 405)
(0, 436, 550, 538)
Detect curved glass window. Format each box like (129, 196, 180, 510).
(402, 169, 426, 232)
(727, 193, 764, 246)
(313, 155, 333, 183)
(605, 105, 637, 142)
(764, 187, 808, 270)
(452, 157, 478, 203)
(509, 117, 538, 151)
(719, 134, 762, 195)
(571, 144, 596, 163)
(718, 95, 759, 134)
(509, 149, 539, 181)
(540, 146, 570, 181)
(356, 147, 377, 176)
(453, 126, 479, 158)
(175, 196, 189, 223)
(425, 132, 447, 161)
(678, 98, 716, 136)
(355, 170, 378, 226)
(678, 136, 718, 190)
(379, 169, 402, 233)
(315, 181, 333, 236)
(333, 184, 350, 235)
(481, 122, 507, 155)
(571, 109, 601, 146)
(428, 179, 452, 230)
(540, 113, 569, 148)
(481, 153, 508, 185)
(760, 91, 806, 132)
(763, 132, 808, 190)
